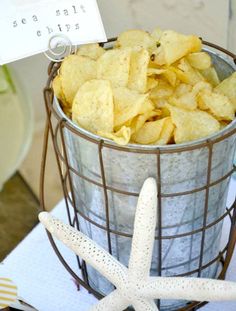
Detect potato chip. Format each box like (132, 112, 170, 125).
(147, 68, 166, 76)
(200, 67, 220, 87)
(215, 72, 236, 110)
(170, 66, 189, 84)
(152, 99, 169, 111)
(98, 126, 131, 145)
(150, 80, 174, 100)
(77, 43, 105, 60)
(72, 79, 113, 133)
(97, 48, 131, 88)
(113, 87, 149, 128)
(139, 99, 155, 114)
(130, 110, 162, 135)
(171, 82, 211, 111)
(192, 81, 212, 95)
(52, 75, 71, 117)
(115, 29, 156, 50)
(61, 55, 96, 105)
(146, 77, 158, 91)
(177, 58, 204, 85)
(159, 30, 202, 65)
(160, 105, 171, 117)
(166, 104, 220, 144)
(186, 52, 211, 70)
(149, 45, 166, 66)
(198, 91, 235, 121)
(162, 69, 177, 87)
(52, 75, 64, 102)
(169, 91, 197, 110)
(154, 117, 175, 145)
(128, 48, 150, 93)
(174, 83, 192, 97)
(132, 118, 166, 144)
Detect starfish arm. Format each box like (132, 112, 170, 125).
(132, 299, 158, 311)
(128, 178, 157, 281)
(39, 212, 127, 287)
(89, 290, 129, 311)
(142, 277, 236, 301)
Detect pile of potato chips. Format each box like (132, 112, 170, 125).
(53, 28, 236, 145)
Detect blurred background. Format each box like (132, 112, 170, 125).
(0, 0, 235, 260)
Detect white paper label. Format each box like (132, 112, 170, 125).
(0, 0, 107, 64)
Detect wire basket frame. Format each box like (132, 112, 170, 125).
(40, 39, 236, 311)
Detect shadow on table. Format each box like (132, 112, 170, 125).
(0, 173, 39, 261)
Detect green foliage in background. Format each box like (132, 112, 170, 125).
(0, 66, 15, 93)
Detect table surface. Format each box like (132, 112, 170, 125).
(0, 178, 236, 311)
(0, 173, 39, 261)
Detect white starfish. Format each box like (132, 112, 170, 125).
(39, 178, 236, 311)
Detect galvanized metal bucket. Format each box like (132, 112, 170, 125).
(42, 40, 236, 311)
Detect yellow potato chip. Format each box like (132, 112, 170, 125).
(128, 48, 150, 93)
(169, 91, 197, 110)
(113, 87, 149, 128)
(198, 91, 235, 121)
(52, 75, 65, 102)
(200, 67, 220, 87)
(160, 106, 171, 117)
(130, 110, 162, 134)
(139, 99, 155, 114)
(159, 30, 202, 65)
(147, 68, 166, 76)
(77, 43, 105, 60)
(98, 126, 131, 145)
(192, 81, 212, 95)
(149, 45, 166, 66)
(52, 75, 72, 117)
(115, 29, 156, 49)
(150, 80, 174, 100)
(167, 104, 220, 144)
(174, 83, 192, 97)
(146, 77, 158, 91)
(177, 58, 204, 85)
(61, 55, 96, 104)
(132, 118, 166, 144)
(171, 66, 189, 84)
(152, 99, 169, 111)
(162, 69, 177, 87)
(154, 117, 175, 145)
(215, 72, 236, 110)
(72, 79, 113, 133)
(97, 49, 131, 88)
(186, 52, 211, 70)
